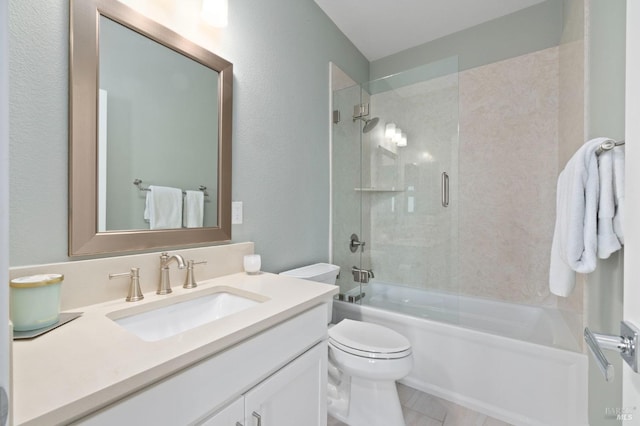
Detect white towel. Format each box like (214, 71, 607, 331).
(183, 190, 204, 228)
(549, 138, 602, 297)
(597, 149, 621, 259)
(549, 137, 625, 297)
(613, 145, 625, 244)
(144, 185, 183, 229)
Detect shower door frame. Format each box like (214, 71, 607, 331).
(329, 64, 367, 301)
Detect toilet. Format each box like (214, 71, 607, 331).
(280, 263, 413, 426)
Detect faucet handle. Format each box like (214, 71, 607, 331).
(109, 267, 144, 302)
(184, 260, 207, 289)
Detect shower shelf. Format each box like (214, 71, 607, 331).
(377, 144, 397, 159)
(354, 188, 404, 193)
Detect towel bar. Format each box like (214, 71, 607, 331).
(584, 321, 639, 382)
(595, 139, 625, 156)
(133, 179, 209, 197)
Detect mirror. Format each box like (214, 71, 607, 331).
(69, 0, 232, 256)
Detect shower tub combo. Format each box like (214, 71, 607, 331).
(333, 281, 588, 426)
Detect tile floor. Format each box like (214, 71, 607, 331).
(327, 383, 514, 426)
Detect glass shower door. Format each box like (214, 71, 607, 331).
(331, 57, 460, 318)
(362, 58, 459, 302)
(331, 82, 367, 301)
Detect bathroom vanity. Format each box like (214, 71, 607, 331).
(11, 272, 337, 426)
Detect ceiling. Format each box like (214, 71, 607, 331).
(314, 0, 546, 61)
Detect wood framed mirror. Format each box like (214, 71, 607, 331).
(69, 0, 232, 256)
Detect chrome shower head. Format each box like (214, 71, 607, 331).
(354, 116, 379, 133)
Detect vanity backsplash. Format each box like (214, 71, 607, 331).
(8, 242, 254, 310)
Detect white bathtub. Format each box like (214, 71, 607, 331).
(333, 282, 588, 426)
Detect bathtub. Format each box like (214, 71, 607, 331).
(332, 282, 588, 426)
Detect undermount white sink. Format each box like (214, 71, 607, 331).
(111, 291, 261, 342)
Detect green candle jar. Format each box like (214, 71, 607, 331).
(10, 273, 63, 331)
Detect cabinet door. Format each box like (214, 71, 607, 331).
(244, 342, 327, 426)
(199, 397, 243, 426)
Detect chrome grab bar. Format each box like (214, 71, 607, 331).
(441, 172, 449, 207)
(584, 321, 640, 382)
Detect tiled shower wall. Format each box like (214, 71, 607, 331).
(458, 46, 561, 306)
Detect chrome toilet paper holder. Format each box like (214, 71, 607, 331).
(584, 321, 639, 382)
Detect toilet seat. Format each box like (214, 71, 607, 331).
(328, 319, 412, 359)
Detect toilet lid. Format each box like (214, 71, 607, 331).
(328, 319, 411, 359)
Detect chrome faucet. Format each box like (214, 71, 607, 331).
(158, 252, 186, 295)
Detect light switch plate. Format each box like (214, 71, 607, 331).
(232, 201, 243, 224)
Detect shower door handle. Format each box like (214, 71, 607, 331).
(441, 172, 449, 207)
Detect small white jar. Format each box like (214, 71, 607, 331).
(243, 254, 261, 274)
(10, 273, 63, 331)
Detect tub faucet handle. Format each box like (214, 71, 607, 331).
(109, 267, 144, 302)
(349, 233, 366, 253)
(183, 260, 207, 289)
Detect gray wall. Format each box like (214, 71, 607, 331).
(8, 0, 368, 270)
(369, 0, 564, 80)
(585, 0, 626, 424)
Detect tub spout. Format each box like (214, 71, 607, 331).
(351, 266, 374, 283)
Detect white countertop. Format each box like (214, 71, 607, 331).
(12, 272, 338, 426)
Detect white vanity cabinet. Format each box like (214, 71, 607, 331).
(242, 342, 326, 426)
(201, 342, 326, 426)
(74, 304, 328, 426)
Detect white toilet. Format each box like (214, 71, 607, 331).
(280, 263, 413, 426)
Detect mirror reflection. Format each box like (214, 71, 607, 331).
(98, 16, 219, 232)
(69, 0, 232, 256)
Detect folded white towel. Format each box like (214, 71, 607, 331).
(144, 185, 183, 230)
(549, 137, 625, 297)
(183, 190, 204, 228)
(549, 138, 603, 297)
(597, 149, 621, 259)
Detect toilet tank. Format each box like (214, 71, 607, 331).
(279, 263, 340, 284)
(280, 263, 340, 323)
